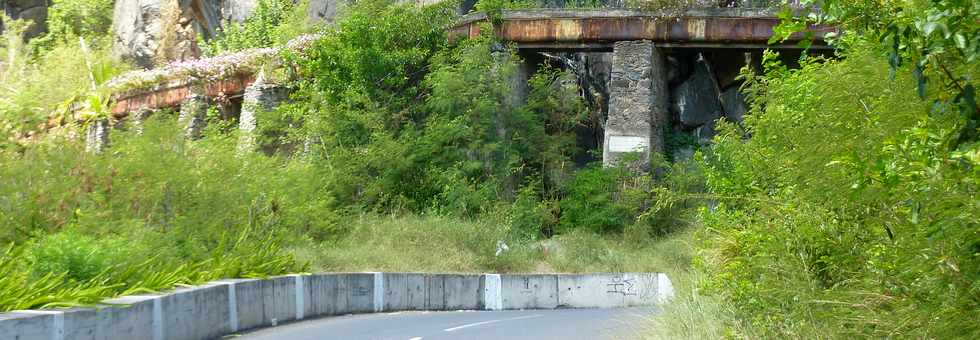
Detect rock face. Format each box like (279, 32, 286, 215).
(221, 0, 259, 23)
(2, 0, 49, 39)
(671, 54, 723, 128)
(721, 85, 749, 123)
(307, 0, 339, 23)
(113, 0, 345, 69)
(112, 0, 164, 68)
(112, 0, 241, 68)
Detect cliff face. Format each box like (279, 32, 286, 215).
(112, 0, 340, 69)
(2, 0, 50, 39)
(111, 0, 224, 69)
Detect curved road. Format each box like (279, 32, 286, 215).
(238, 308, 656, 340)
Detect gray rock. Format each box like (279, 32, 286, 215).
(695, 119, 716, 144)
(111, 0, 164, 68)
(307, 0, 340, 23)
(721, 85, 749, 123)
(112, 0, 231, 68)
(671, 54, 723, 128)
(708, 51, 752, 90)
(672, 146, 695, 163)
(221, 0, 260, 24)
(665, 54, 692, 86)
(2, 0, 48, 39)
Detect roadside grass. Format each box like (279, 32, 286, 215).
(294, 214, 696, 278)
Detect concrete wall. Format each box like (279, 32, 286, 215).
(0, 272, 672, 340)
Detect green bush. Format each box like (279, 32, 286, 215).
(203, 0, 312, 56)
(281, 0, 591, 218)
(557, 165, 649, 234)
(27, 231, 141, 283)
(697, 41, 979, 338)
(0, 13, 124, 148)
(30, 0, 115, 51)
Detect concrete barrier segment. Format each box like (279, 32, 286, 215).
(159, 284, 231, 340)
(500, 274, 559, 310)
(59, 307, 99, 340)
(0, 310, 64, 340)
(1, 272, 671, 340)
(99, 294, 160, 340)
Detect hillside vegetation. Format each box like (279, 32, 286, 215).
(0, 0, 977, 338)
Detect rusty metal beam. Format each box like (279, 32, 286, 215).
(450, 9, 835, 51)
(108, 9, 835, 117)
(110, 76, 254, 116)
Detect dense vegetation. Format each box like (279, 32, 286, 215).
(653, 1, 978, 338)
(0, 0, 975, 338)
(0, 0, 694, 312)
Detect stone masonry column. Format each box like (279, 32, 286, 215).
(603, 40, 669, 170)
(238, 74, 287, 154)
(131, 107, 154, 135)
(178, 90, 208, 140)
(85, 118, 110, 154)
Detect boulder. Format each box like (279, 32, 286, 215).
(2, 0, 48, 39)
(221, 0, 260, 23)
(695, 119, 716, 144)
(665, 54, 692, 86)
(671, 54, 723, 128)
(707, 51, 752, 90)
(721, 86, 749, 123)
(307, 0, 340, 23)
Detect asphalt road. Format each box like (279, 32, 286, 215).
(236, 308, 656, 340)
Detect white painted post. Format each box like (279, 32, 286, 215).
(225, 283, 239, 332)
(371, 272, 384, 313)
(656, 273, 675, 303)
(483, 274, 502, 311)
(151, 297, 163, 340)
(293, 275, 305, 320)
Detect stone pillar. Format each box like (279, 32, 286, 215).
(603, 41, 669, 170)
(131, 108, 154, 135)
(238, 77, 287, 154)
(178, 92, 208, 140)
(489, 50, 530, 199)
(85, 119, 110, 154)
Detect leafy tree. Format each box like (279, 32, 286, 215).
(778, 0, 978, 148)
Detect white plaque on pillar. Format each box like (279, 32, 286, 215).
(608, 136, 649, 152)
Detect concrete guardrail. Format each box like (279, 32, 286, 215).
(0, 272, 673, 340)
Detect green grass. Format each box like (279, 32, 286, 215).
(296, 213, 696, 276)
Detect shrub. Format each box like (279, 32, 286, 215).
(203, 0, 312, 56)
(698, 41, 979, 338)
(30, 0, 115, 51)
(557, 165, 650, 234)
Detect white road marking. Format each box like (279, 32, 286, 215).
(408, 337, 423, 340)
(443, 314, 544, 332)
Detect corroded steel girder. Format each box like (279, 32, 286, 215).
(110, 76, 254, 116)
(450, 9, 836, 50)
